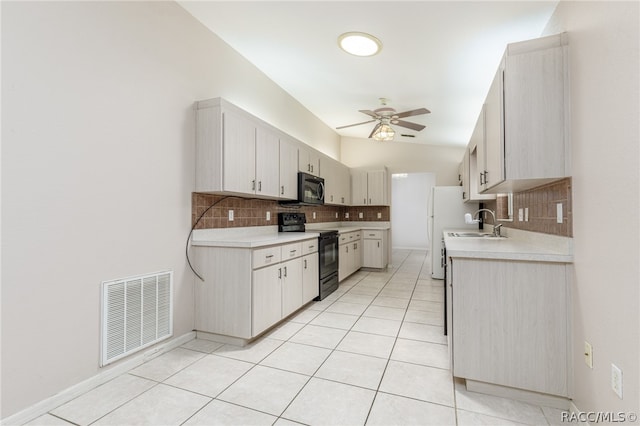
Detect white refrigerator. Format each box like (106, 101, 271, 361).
(429, 186, 478, 279)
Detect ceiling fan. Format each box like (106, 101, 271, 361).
(336, 99, 431, 141)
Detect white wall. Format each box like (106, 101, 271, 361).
(341, 137, 465, 186)
(0, 1, 339, 417)
(543, 1, 639, 414)
(391, 173, 435, 250)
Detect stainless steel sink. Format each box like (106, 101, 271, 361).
(447, 232, 506, 238)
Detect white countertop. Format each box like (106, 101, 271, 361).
(443, 228, 573, 263)
(191, 222, 390, 248)
(192, 226, 319, 248)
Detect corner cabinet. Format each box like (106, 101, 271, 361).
(477, 33, 570, 194)
(448, 257, 571, 397)
(194, 238, 319, 341)
(351, 168, 389, 206)
(338, 231, 363, 281)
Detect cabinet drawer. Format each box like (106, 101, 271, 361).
(281, 242, 303, 260)
(253, 246, 281, 269)
(302, 239, 318, 255)
(363, 230, 383, 239)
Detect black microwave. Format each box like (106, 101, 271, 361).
(297, 172, 325, 205)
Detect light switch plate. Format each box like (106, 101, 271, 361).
(557, 203, 563, 223)
(377, 212, 382, 219)
(524, 207, 529, 222)
(313, 212, 316, 219)
(359, 212, 363, 219)
(518, 208, 524, 221)
(266, 211, 271, 221)
(228, 210, 234, 221)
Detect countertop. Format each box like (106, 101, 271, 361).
(191, 222, 390, 248)
(192, 227, 319, 248)
(443, 228, 573, 263)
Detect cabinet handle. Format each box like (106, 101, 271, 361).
(377, 241, 380, 248)
(331, 195, 334, 201)
(252, 180, 256, 190)
(284, 266, 287, 277)
(281, 185, 284, 195)
(368, 233, 375, 237)
(479, 173, 484, 185)
(290, 249, 297, 254)
(341, 197, 344, 203)
(265, 254, 274, 259)
(483, 171, 488, 185)
(364, 197, 366, 204)
(278, 268, 282, 279)
(304, 259, 307, 269)
(354, 243, 357, 249)
(311, 164, 314, 173)
(308, 245, 314, 249)
(369, 198, 371, 204)
(258, 181, 262, 191)
(346, 246, 349, 253)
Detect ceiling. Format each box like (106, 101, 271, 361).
(178, 1, 558, 147)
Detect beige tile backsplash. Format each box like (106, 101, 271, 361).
(192, 193, 390, 229)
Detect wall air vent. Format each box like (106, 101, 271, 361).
(100, 271, 173, 366)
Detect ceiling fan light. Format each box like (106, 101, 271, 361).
(373, 124, 395, 141)
(338, 32, 382, 57)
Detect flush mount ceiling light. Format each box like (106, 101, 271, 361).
(338, 32, 382, 57)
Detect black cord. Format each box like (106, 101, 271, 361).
(186, 195, 264, 282)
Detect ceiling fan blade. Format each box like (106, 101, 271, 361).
(394, 108, 431, 119)
(336, 119, 377, 130)
(392, 120, 426, 131)
(368, 123, 382, 139)
(358, 109, 380, 119)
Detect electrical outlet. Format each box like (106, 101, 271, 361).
(557, 203, 563, 223)
(228, 209, 234, 221)
(524, 207, 529, 222)
(612, 364, 623, 399)
(518, 208, 524, 221)
(377, 212, 382, 219)
(313, 212, 316, 219)
(584, 341, 593, 368)
(345, 212, 350, 219)
(359, 212, 363, 219)
(266, 211, 271, 221)
(335, 212, 338, 219)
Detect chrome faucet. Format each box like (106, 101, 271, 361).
(465, 209, 502, 237)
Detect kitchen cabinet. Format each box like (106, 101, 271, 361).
(363, 229, 388, 269)
(351, 168, 389, 206)
(194, 237, 317, 341)
(322, 157, 351, 205)
(477, 33, 570, 193)
(448, 257, 570, 397)
(338, 231, 362, 281)
(298, 145, 321, 176)
(302, 253, 319, 303)
(195, 98, 281, 198)
(463, 107, 496, 202)
(279, 136, 299, 199)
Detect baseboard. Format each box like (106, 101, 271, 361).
(1, 332, 196, 426)
(465, 379, 571, 410)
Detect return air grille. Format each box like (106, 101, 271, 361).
(101, 271, 173, 366)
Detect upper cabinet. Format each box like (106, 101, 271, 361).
(321, 156, 350, 206)
(476, 33, 570, 194)
(298, 145, 321, 177)
(462, 108, 496, 202)
(279, 136, 299, 199)
(351, 168, 389, 206)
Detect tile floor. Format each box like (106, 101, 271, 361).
(26, 250, 567, 426)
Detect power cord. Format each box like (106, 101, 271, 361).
(186, 195, 265, 281)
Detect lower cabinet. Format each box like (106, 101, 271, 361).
(195, 237, 318, 341)
(363, 230, 388, 268)
(449, 257, 571, 397)
(338, 231, 362, 281)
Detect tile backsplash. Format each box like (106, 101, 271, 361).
(192, 193, 390, 229)
(484, 178, 572, 237)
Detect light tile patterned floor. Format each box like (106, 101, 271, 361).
(26, 250, 568, 426)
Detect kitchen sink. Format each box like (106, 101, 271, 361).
(447, 232, 506, 238)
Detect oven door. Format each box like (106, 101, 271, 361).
(318, 233, 338, 279)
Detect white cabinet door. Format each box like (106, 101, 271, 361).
(338, 243, 350, 282)
(302, 254, 319, 303)
(281, 258, 303, 318)
(298, 146, 320, 176)
(321, 157, 338, 204)
(255, 126, 280, 197)
(481, 63, 505, 192)
(338, 164, 351, 205)
(252, 264, 281, 336)
(279, 137, 299, 199)
(367, 170, 387, 205)
(352, 239, 362, 270)
(351, 170, 368, 206)
(363, 238, 383, 268)
(223, 109, 256, 194)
